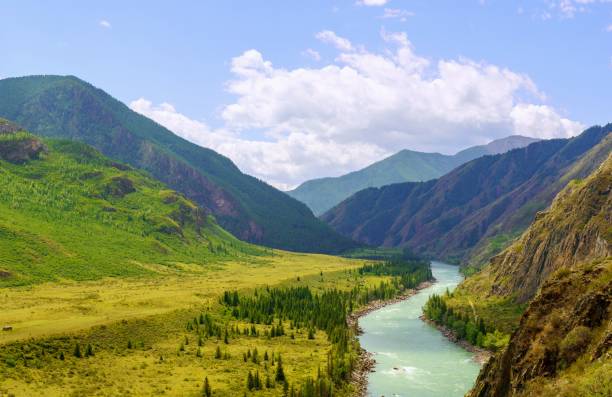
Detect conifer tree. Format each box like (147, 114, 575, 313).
(275, 354, 286, 382)
(73, 343, 82, 358)
(202, 376, 211, 397)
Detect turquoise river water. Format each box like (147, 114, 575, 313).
(359, 261, 481, 397)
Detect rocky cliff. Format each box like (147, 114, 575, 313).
(467, 154, 612, 397)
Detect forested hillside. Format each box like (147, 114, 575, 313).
(288, 136, 538, 215)
(0, 75, 357, 254)
(323, 124, 612, 266)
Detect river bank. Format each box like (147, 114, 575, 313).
(420, 316, 492, 365)
(349, 280, 434, 396)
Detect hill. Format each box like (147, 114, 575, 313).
(322, 124, 612, 266)
(464, 153, 612, 397)
(288, 136, 538, 215)
(0, 120, 262, 286)
(0, 75, 357, 253)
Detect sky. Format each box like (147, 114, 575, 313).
(1, 1, 611, 190)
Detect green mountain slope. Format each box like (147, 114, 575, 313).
(0, 120, 263, 286)
(322, 124, 612, 265)
(288, 136, 539, 215)
(463, 153, 612, 397)
(0, 75, 357, 254)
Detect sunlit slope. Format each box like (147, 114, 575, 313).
(0, 121, 262, 286)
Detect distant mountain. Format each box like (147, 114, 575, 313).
(322, 124, 612, 265)
(0, 120, 261, 286)
(0, 75, 357, 254)
(288, 136, 539, 215)
(467, 152, 611, 397)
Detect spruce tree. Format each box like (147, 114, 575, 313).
(202, 376, 211, 397)
(73, 343, 82, 358)
(275, 354, 286, 382)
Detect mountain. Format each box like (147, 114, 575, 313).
(466, 152, 612, 397)
(0, 75, 357, 254)
(288, 136, 539, 215)
(0, 120, 262, 286)
(322, 124, 612, 265)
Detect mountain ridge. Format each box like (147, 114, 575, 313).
(322, 124, 612, 265)
(0, 75, 357, 254)
(288, 135, 539, 215)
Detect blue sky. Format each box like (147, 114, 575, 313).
(2, 0, 611, 188)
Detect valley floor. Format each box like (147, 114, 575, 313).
(0, 251, 372, 396)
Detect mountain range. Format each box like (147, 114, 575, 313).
(288, 135, 539, 215)
(322, 124, 612, 266)
(0, 75, 356, 254)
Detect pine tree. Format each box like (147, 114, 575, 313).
(85, 344, 94, 357)
(214, 345, 222, 359)
(73, 343, 82, 358)
(202, 376, 212, 397)
(247, 371, 254, 390)
(127, 340, 133, 349)
(275, 354, 286, 382)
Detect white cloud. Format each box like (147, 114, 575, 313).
(606, 24, 612, 32)
(131, 30, 583, 189)
(315, 30, 353, 51)
(302, 48, 321, 61)
(99, 20, 111, 29)
(380, 8, 414, 21)
(357, 0, 389, 6)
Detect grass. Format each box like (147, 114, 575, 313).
(0, 257, 380, 396)
(0, 138, 264, 286)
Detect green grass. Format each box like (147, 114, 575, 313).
(0, 138, 264, 286)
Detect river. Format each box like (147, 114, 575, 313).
(358, 261, 481, 397)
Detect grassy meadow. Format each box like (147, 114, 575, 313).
(0, 252, 375, 396)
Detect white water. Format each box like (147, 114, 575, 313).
(358, 261, 481, 397)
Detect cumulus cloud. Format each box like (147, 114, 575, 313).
(131, 29, 583, 189)
(99, 20, 111, 29)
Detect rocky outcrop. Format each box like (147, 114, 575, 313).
(467, 154, 612, 396)
(488, 153, 611, 303)
(469, 259, 611, 397)
(0, 119, 46, 163)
